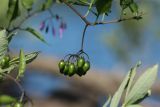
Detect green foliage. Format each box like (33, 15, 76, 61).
(0, 30, 8, 61)
(95, 0, 112, 15)
(41, 0, 53, 10)
(9, 51, 40, 65)
(0, 0, 158, 106)
(17, 49, 26, 79)
(21, 0, 34, 10)
(0, 95, 17, 104)
(25, 27, 47, 43)
(124, 65, 158, 105)
(103, 63, 158, 107)
(120, 0, 138, 13)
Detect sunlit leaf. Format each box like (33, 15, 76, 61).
(17, 49, 26, 79)
(125, 65, 158, 105)
(125, 61, 141, 100)
(110, 65, 134, 107)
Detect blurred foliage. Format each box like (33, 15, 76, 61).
(103, 0, 160, 63)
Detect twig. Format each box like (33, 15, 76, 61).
(81, 25, 89, 50)
(8, 10, 42, 33)
(62, 0, 90, 25)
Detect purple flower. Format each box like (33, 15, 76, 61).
(60, 21, 67, 30)
(39, 21, 45, 31)
(52, 26, 56, 37)
(59, 27, 64, 39)
(56, 14, 60, 21)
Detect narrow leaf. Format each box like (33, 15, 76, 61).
(25, 27, 47, 43)
(17, 49, 26, 79)
(8, 0, 21, 21)
(110, 67, 133, 107)
(9, 51, 40, 65)
(103, 95, 111, 107)
(125, 65, 158, 105)
(125, 61, 141, 101)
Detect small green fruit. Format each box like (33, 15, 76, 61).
(13, 102, 23, 107)
(63, 64, 69, 75)
(58, 60, 65, 73)
(68, 63, 76, 76)
(82, 61, 90, 75)
(77, 57, 85, 68)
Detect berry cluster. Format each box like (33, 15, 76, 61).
(58, 51, 90, 77)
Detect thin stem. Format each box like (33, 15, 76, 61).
(92, 15, 143, 25)
(62, 0, 90, 25)
(8, 10, 42, 33)
(81, 24, 89, 50)
(0, 73, 25, 102)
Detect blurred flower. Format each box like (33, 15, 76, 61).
(52, 26, 56, 37)
(39, 21, 45, 31)
(59, 27, 64, 39)
(60, 21, 67, 30)
(56, 14, 60, 21)
(45, 24, 49, 33)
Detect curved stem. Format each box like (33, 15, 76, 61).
(81, 24, 89, 51)
(0, 73, 25, 102)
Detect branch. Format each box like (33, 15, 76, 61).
(8, 10, 42, 33)
(92, 15, 143, 25)
(62, 0, 143, 26)
(62, 0, 90, 25)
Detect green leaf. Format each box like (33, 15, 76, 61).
(129, 2, 138, 13)
(120, 0, 138, 13)
(0, 95, 17, 104)
(125, 61, 141, 101)
(0, 0, 9, 28)
(125, 65, 158, 105)
(8, 0, 21, 21)
(21, 0, 34, 10)
(110, 66, 134, 107)
(41, 0, 53, 10)
(17, 49, 26, 79)
(126, 105, 142, 107)
(9, 51, 40, 65)
(0, 30, 8, 61)
(103, 95, 111, 107)
(130, 90, 151, 104)
(95, 0, 112, 15)
(25, 27, 47, 43)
